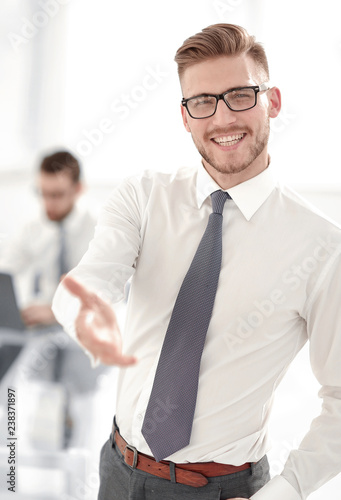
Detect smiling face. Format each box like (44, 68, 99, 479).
(180, 54, 281, 188)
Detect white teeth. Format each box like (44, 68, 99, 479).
(214, 133, 244, 145)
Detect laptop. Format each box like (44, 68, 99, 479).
(0, 272, 26, 330)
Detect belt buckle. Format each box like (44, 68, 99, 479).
(124, 444, 138, 469)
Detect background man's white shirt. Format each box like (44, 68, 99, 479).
(0, 204, 96, 307)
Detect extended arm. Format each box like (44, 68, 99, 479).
(52, 177, 143, 362)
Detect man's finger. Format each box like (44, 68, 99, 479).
(62, 275, 96, 306)
(102, 354, 138, 367)
(75, 327, 138, 366)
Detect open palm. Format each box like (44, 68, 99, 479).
(62, 275, 137, 367)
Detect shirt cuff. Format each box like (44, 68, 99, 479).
(250, 475, 302, 500)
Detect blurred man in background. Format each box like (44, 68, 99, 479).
(0, 151, 102, 447)
(0, 150, 96, 327)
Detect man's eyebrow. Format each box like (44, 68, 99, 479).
(188, 85, 253, 97)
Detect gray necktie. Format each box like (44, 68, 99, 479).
(141, 190, 231, 462)
(58, 222, 68, 278)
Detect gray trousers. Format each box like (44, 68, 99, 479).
(98, 437, 270, 500)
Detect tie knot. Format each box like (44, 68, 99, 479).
(211, 190, 231, 214)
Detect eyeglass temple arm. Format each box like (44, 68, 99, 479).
(259, 82, 271, 91)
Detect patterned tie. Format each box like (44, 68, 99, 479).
(141, 190, 231, 462)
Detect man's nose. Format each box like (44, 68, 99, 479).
(211, 99, 237, 126)
(43, 197, 58, 211)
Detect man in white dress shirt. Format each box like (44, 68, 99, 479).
(0, 150, 96, 327)
(52, 25, 341, 499)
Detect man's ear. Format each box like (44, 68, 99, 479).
(74, 181, 83, 196)
(268, 87, 281, 118)
(180, 103, 191, 133)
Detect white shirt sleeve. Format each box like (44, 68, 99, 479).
(251, 475, 301, 499)
(253, 251, 341, 499)
(280, 252, 341, 498)
(52, 178, 142, 353)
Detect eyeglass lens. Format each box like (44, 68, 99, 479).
(186, 88, 257, 118)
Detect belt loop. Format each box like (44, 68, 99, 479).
(250, 462, 255, 476)
(169, 462, 176, 483)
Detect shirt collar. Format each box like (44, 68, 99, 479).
(196, 164, 276, 221)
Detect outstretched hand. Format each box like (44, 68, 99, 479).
(62, 275, 137, 367)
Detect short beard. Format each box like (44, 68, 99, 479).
(193, 119, 270, 176)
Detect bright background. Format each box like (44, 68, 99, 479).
(1, 0, 341, 498)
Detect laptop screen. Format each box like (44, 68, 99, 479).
(0, 272, 26, 330)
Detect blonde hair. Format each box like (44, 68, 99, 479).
(174, 23, 269, 81)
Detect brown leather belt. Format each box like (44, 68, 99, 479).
(111, 424, 251, 488)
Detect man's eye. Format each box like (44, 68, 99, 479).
(192, 97, 215, 107)
(229, 90, 254, 100)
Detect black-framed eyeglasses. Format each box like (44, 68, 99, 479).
(181, 83, 270, 119)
